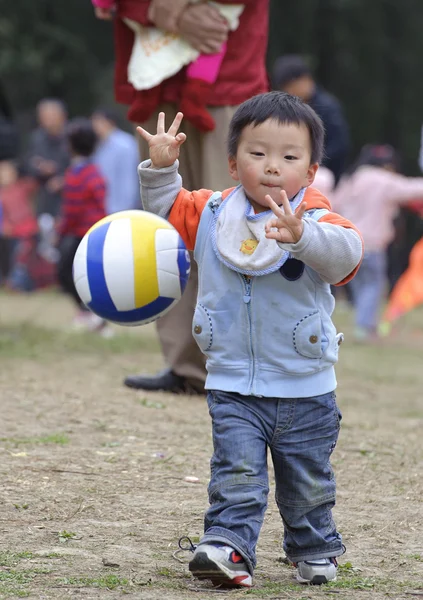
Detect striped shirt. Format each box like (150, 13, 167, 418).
(60, 160, 106, 237)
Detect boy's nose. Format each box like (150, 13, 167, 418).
(265, 163, 280, 175)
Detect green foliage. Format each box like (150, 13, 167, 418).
(2, 0, 423, 173)
(0, 433, 69, 445)
(0, 0, 114, 117)
(268, 0, 423, 175)
(0, 552, 34, 568)
(58, 530, 77, 542)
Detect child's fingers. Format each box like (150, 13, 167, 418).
(265, 229, 282, 241)
(176, 132, 187, 145)
(265, 195, 285, 218)
(170, 133, 187, 148)
(279, 190, 292, 215)
(295, 201, 307, 219)
(168, 112, 184, 137)
(264, 217, 281, 232)
(157, 112, 165, 134)
(136, 126, 153, 142)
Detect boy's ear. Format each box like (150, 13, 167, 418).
(228, 156, 240, 181)
(306, 162, 319, 186)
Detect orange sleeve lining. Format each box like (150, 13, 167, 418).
(168, 187, 234, 251)
(318, 212, 364, 286)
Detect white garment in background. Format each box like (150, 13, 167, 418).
(123, 2, 244, 91)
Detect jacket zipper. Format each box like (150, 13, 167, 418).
(242, 274, 255, 394)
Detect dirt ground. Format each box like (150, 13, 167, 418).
(0, 290, 422, 600)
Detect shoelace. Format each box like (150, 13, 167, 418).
(178, 536, 197, 553)
(293, 544, 346, 568)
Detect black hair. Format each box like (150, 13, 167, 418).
(227, 91, 324, 165)
(347, 144, 400, 175)
(272, 55, 312, 90)
(66, 118, 97, 157)
(92, 107, 121, 127)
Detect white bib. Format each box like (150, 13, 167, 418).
(212, 186, 306, 276)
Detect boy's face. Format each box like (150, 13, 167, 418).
(228, 119, 318, 213)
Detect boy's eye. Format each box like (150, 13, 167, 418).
(285, 155, 297, 160)
(250, 152, 265, 156)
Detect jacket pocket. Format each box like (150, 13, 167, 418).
(293, 311, 324, 359)
(192, 303, 213, 352)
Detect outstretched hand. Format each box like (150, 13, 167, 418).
(264, 191, 307, 244)
(136, 112, 187, 169)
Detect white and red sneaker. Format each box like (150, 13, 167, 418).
(188, 543, 252, 588)
(296, 557, 338, 584)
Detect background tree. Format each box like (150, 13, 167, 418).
(1, 0, 423, 173)
(268, 0, 423, 174)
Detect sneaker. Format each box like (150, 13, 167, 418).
(99, 324, 115, 339)
(72, 311, 108, 333)
(188, 544, 252, 588)
(71, 310, 93, 331)
(353, 326, 379, 343)
(296, 557, 337, 584)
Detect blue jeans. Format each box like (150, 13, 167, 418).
(199, 390, 343, 575)
(349, 251, 387, 331)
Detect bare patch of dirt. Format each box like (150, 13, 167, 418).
(0, 291, 422, 599)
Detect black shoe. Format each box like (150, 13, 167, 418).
(123, 367, 205, 395)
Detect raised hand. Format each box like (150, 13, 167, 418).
(264, 191, 307, 244)
(136, 112, 186, 169)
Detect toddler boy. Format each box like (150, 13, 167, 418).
(137, 91, 363, 587)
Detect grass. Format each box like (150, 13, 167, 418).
(243, 576, 423, 596)
(58, 530, 77, 542)
(0, 322, 158, 360)
(0, 433, 69, 445)
(0, 569, 46, 599)
(58, 574, 129, 589)
(0, 552, 35, 567)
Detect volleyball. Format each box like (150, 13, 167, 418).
(72, 210, 190, 326)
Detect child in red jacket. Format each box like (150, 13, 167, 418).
(0, 160, 49, 291)
(57, 118, 107, 331)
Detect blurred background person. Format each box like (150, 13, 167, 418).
(94, 0, 270, 395)
(25, 98, 70, 218)
(333, 144, 423, 341)
(273, 54, 349, 184)
(312, 165, 335, 200)
(0, 160, 39, 291)
(387, 124, 423, 293)
(0, 80, 20, 283)
(92, 107, 141, 214)
(56, 118, 107, 332)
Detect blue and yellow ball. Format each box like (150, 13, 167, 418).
(72, 210, 190, 326)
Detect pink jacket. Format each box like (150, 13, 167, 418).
(332, 166, 423, 252)
(92, 0, 113, 7)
